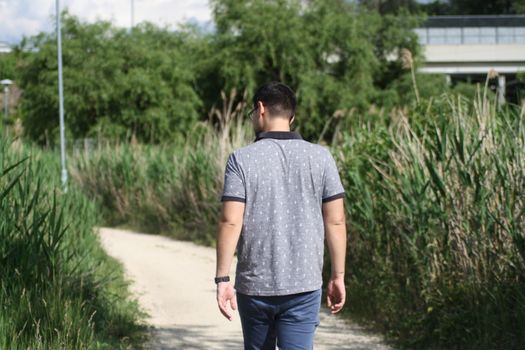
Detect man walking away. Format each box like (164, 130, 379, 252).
(215, 81, 347, 350)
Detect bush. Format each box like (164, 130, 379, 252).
(336, 89, 525, 349)
(0, 136, 148, 349)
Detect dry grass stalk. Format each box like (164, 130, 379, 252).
(401, 48, 420, 104)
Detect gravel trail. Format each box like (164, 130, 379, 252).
(97, 227, 391, 350)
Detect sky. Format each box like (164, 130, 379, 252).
(0, 0, 438, 45)
(0, 0, 213, 44)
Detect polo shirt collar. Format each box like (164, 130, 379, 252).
(254, 130, 303, 142)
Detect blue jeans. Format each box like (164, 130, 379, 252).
(236, 288, 322, 350)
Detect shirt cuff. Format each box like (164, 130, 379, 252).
(221, 195, 246, 203)
(322, 192, 345, 203)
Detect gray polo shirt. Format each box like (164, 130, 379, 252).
(220, 130, 345, 296)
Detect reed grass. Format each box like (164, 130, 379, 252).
(70, 88, 252, 245)
(0, 135, 148, 349)
(338, 85, 525, 349)
(69, 84, 525, 348)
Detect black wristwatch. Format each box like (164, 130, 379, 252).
(214, 276, 230, 284)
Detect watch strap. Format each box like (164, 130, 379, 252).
(214, 276, 230, 284)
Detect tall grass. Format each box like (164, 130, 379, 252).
(338, 86, 525, 348)
(69, 84, 525, 348)
(70, 89, 252, 245)
(0, 135, 148, 349)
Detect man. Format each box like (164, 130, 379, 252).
(215, 81, 347, 350)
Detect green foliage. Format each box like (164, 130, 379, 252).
(451, 80, 483, 101)
(518, 71, 525, 86)
(71, 86, 525, 349)
(0, 53, 17, 80)
(383, 72, 448, 106)
(358, 0, 421, 14)
(0, 137, 148, 348)
(208, 0, 423, 141)
(10, 2, 525, 347)
(16, 12, 202, 146)
(70, 105, 253, 246)
(336, 91, 525, 349)
(13, 1, 427, 144)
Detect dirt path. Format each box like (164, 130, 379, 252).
(97, 227, 391, 350)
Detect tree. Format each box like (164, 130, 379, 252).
(14, 2, 427, 144)
(208, 0, 422, 141)
(16, 11, 202, 145)
(0, 53, 17, 80)
(358, 0, 420, 14)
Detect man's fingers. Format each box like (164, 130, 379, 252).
(327, 282, 346, 314)
(331, 307, 342, 314)
(217, 296, 233, 320)
(327, 293, 346, 313)
(218, 301, 232, 320)
(330, 298, 345, 313)
(220, 307, 232, 320)
(331, 301, 343, 312)
(333, 301, 344, 308)
(231, 295, 238, 310)
(327, 294, 340, 306)
(217, 285, 238, 321)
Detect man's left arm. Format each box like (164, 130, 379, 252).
(215, 200, 245, 321)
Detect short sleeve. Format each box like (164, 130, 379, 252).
(322, 150, 345, 202)
(220, 152, 246, 203)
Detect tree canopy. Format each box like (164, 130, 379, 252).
(16, 14, 202, 145)
(12, 0, 436, 145)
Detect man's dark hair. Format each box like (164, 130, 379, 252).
(252, 82, 296, 118)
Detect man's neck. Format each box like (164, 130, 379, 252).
(263, 128, 291, 132)
(260, 124, 291, 132)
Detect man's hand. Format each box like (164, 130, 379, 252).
(216, 282, 237, 321)
(326, 276, 346, 314)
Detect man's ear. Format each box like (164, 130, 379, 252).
(257, 101, 265, 117)
(289, 115, 295, 125)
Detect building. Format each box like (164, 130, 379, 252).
(415, 15, 525, 104)
(0, 41, 12, 54)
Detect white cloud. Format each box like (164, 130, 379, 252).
(0, 0, 212, 44)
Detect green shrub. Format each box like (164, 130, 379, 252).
(0, 136, 148, 349)
(337, 90, 525, 349)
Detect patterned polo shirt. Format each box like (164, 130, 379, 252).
(220, 130, 345, 296)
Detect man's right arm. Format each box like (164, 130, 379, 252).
(322, 197, 347, 313)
